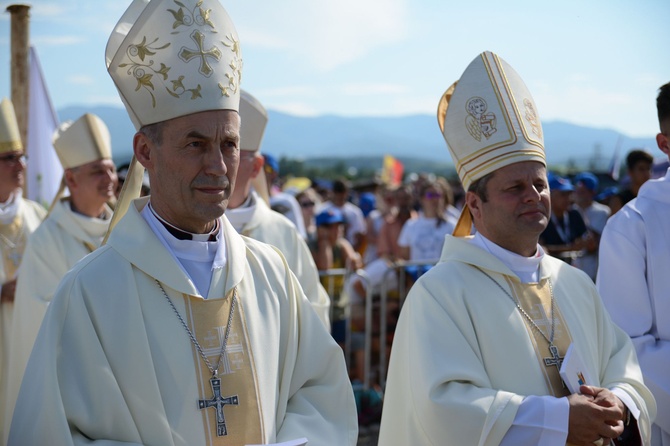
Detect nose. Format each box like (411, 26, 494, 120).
(203, 147, 228, 176)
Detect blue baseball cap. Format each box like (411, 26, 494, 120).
(549, 175, 574, 192)
(262, 153, 279, 174)
(315, 207, 344, 226)
(358, 192, 376, 217)
(574, 172, 599, 192)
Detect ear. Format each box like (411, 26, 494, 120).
(133, 132, 154, 169)
(465, 190, 483, 220)
(249, 154, 264, 179)
(656, 132, 670, 156)
(63, 168, 77, 190)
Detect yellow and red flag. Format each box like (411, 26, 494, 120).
(381, 154, 403, 187)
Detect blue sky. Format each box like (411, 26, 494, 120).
(1, 0, 668, 137)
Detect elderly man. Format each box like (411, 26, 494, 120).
(8, 1, 357, 445)
(0, 98, 46, 441)
(379, 51, 655, 446)
(4, 112, 117, 438)
(598, 81, 670, 446)
(226, 90, 331, 328)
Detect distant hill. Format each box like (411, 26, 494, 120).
(58, 105, 658, 173)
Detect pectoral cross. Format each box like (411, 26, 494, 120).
(198, 377, 239, 436)
(543, 344, 564, 373)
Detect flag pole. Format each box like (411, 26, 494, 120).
(7, 4, 31, 196)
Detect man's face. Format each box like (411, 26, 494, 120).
(0, 151, 26, 201)
(550, 189, 572, 215)
(468, 161, 549, 256)
(137, 110, 241, 233)
(629, 161, 652, 188)
(67, 158, 118, 210)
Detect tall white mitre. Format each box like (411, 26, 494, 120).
(436, 51, 546, 236)
(0, 98, 23, 154)
(239, 90, 271, 204)
(103, 0, 243, 236)
(105, 0, 242, 130)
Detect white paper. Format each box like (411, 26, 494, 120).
(559, 343, 595, 394)
(245, 438, 308, 446)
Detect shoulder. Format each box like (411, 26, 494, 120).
(21, 198, 47, 217)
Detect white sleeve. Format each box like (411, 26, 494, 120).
(500, 395, 569, 446)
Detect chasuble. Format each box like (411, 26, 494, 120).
(8, 197, 357, 446)
(379, 235, 655, 446)
(228, 191, 331, 329)
(0, 196, 44, 442)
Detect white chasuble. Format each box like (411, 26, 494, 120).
(182, 290, 264, 445)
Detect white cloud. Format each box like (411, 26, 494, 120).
(269, 101, 320, 117)
(31, 4, 69, 18)
(234, 0, 410, 72)
(341, 83, 408, 96)
(258, 85, 319, 98)
(32, 35, 85, 46)
(67, 75, 95, 86)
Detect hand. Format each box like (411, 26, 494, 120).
(1, 279, 17, 303)
(567, 386, 625, 445)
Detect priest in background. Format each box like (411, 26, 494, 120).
(0, 98, 46, 442)
(4, 112, 116, 440)
(379, 51, 655, 446)
(8, 0, 357, 444)
(226, 90, 331, 329)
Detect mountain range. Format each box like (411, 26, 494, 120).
(58, 105, 658, 173)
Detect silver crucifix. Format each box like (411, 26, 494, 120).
(543, 344, 564, 373)
(198, 376, 239, 436)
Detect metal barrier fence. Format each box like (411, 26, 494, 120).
(320, 259, 438, 391)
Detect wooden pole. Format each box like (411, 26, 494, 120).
(7, 4, 31, 196)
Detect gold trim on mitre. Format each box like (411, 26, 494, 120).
(52, 114, 112, 170)
(439, 51, 545, 195)
(106, 0, 243, 130)
(0, 98, 23, 154)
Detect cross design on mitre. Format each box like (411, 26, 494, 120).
(198, 377, 239, 436)
(179, 29, 221, 78)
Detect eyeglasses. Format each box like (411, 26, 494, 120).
(0, 154, 27, 165)
(300, 201, 315, 208)
(424, 191, 442, 199)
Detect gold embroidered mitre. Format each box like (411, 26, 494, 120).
(437, 51, 546, 236)
(52, 114, 112, 169)
(105, 0, 243, 130)
(0, 98, 23, 154)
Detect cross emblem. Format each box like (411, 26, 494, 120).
(543, 344, 564, 373)
(198, 377, 239, 436)
(179, 30, 221, 77)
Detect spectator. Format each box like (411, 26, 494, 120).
(571, 172, 611, 281)
(609, 149, 654, 214)
(317, 178, 367, 255)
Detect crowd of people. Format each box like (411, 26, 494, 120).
(0, 0, 667, 445)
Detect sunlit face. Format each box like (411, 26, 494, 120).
(0, 151, 26, 201)
(136, 110, 241, 233)
(66, 158, 118, 210)
(467, 161, 549, 256)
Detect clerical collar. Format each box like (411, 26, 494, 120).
(0, 189, 21, 225)
(148, 203, 219, 241)
(225, 192, 257, 234)
(470, 232, 545, 283)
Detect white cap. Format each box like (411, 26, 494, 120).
(52, 114, 112, 169)
(437, 51, 546, 236)
(0, 98, 23, 154)
(239, 90, 268, 152)
(105, 0, 243, 130)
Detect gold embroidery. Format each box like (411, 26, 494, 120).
(168, 0, 215, 32)
(523, 98, 542, 138)
(465, 96, 497, 141)
(179, 29, 222, 77)
(218, 34, 242, 97)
